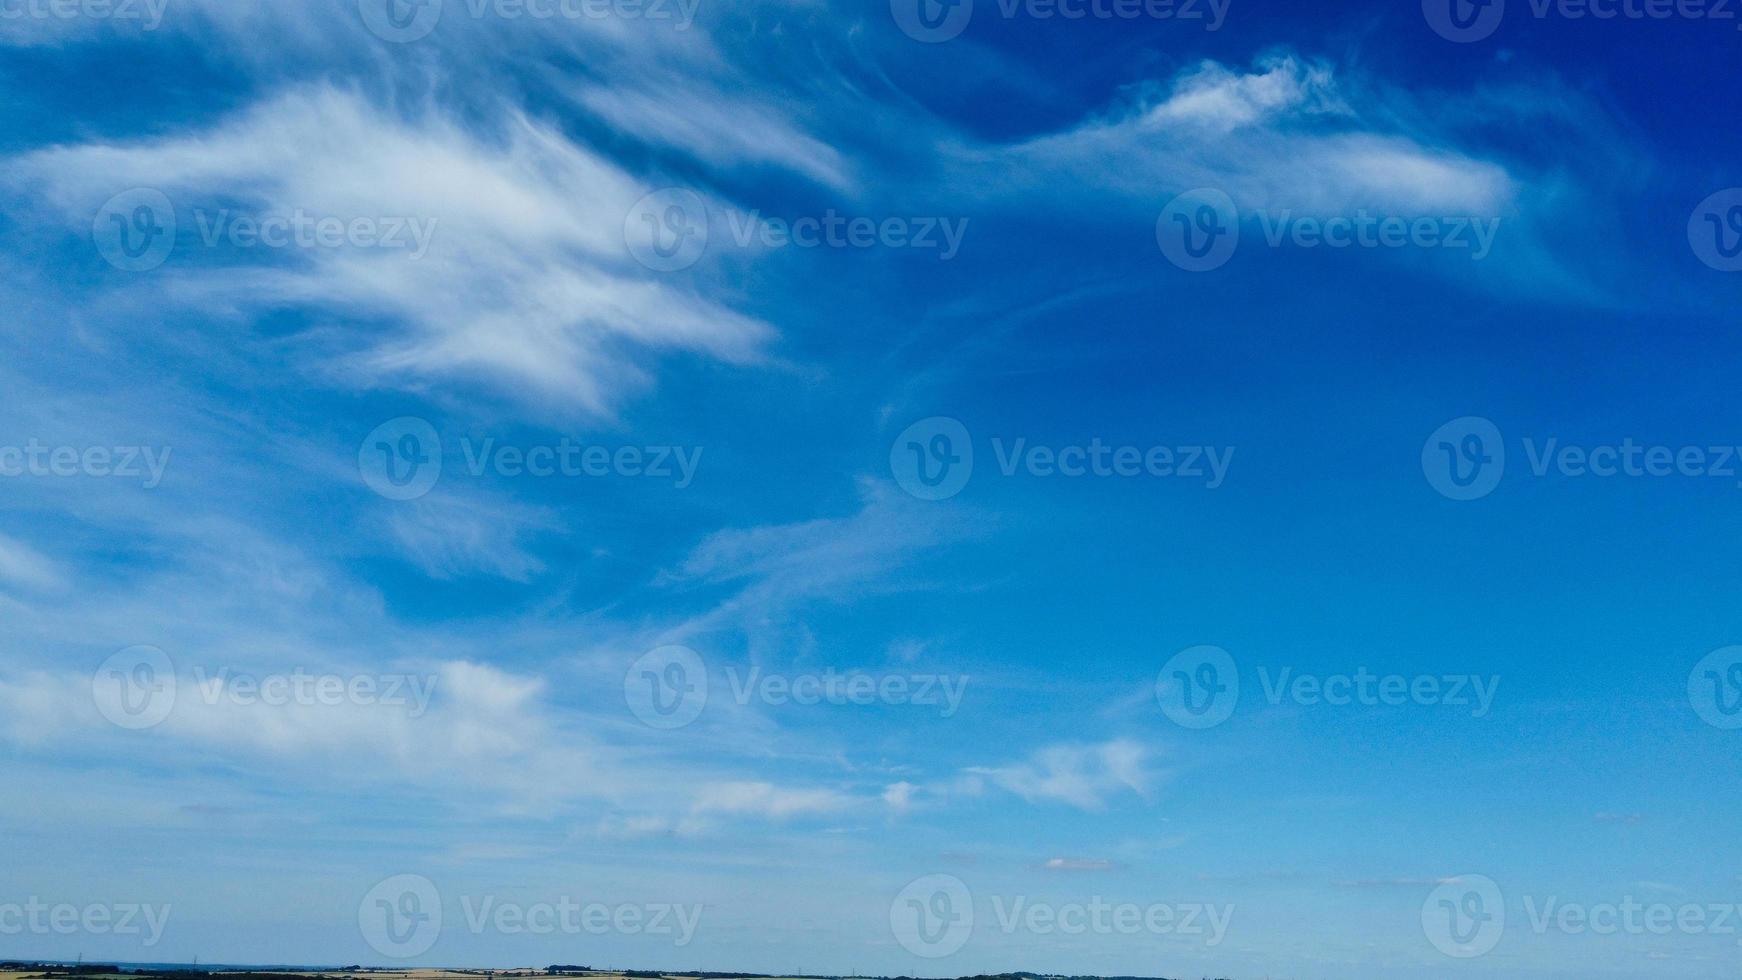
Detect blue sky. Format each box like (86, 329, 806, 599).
(2, 1, 1742, 979)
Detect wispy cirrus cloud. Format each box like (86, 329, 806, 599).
(690, 781, 858, 820)
(0, 532, 66, 592)
(954, 54, 1516, 216)
(8, 85, 775, 415)
(662, 478, 982, 637)
(969, 737, 1159, 811)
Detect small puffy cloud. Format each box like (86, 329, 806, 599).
(883, 780, 918, 814)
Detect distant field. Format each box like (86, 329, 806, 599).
(0, 971, 858, 980)
(0, 973, 827, 980)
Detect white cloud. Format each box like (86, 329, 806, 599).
(0, 658, 612, 808)
(959, 54, 1516, 217)
(1042, 857, 1114, 871)
(1141, 57, 1345, 132)
(383, 490, 557, 583)
(10, 86, 774, 414)
(0, 533, 65, 591)
(572, 79, 852, 191)
(971, 737, 1157, 810)
(882, 780, 917, 814)
(691, 780, 856, 819)
(589, 813, 712, 840)
(0, 670, 92, 745)
(668, 479, 977, 637)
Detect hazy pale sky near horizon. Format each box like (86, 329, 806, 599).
(3, 1, 1742, 979)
